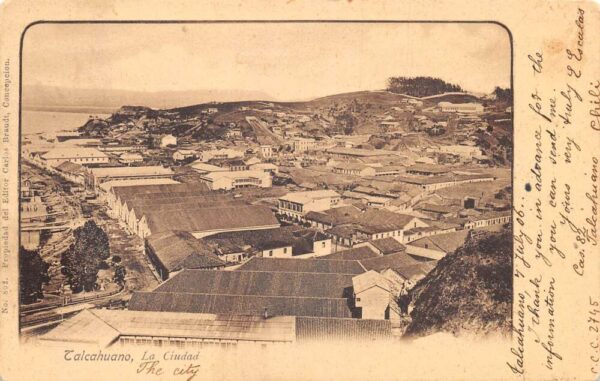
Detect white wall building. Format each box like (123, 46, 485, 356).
(198, 148, 244, 162)
(352, 271, 392, 320)
(292, 138, 316, 153)
(199, 170, 272, 190)
(40, 147, 109, 167)
(160, 134, 177, 148)
(260, 145, 273, 159)
(278, 190, 341, 219)
(438, 102, 484, 114)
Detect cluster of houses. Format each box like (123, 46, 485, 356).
(30, 95, 512, 349)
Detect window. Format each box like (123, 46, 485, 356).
(283, 248, 287, 254)
(356, 298, 361, 302)
(321, 242, 326, 248)
(269, 250, 273, 257)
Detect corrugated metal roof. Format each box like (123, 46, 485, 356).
(238, 257, 365, 275)
(319, 246, 379, 261)
(145, 205, 279, 235)
(368, 238, 406, 255)
(90, 166, 174, 177)
(205, 226, 327, 256)
(129, 292, 353, 318)
(38, 309, 120, 347)
(155, 269, 354, 299)
(95, 309, 296, 342)
(112, 183, 210, 199)
(407, 230, 470, 254)
(146, 231, 224, 272)
(359, 252, 420, 272)
(295, 316, 392, 342)
(352, 271, 391, 294)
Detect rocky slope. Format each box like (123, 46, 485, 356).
(404, 228, 512, 338)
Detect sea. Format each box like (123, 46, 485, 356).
(22, 110, 112, 136)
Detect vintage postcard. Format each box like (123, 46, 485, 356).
(0, 1, 598, 380)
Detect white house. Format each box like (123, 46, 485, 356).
(438, 102, 484, 114)
(292, 137, 316, 153)
(198, 148, 244, 162)
(118, 152, 144, 164)
(160, 134, 177, 148)
(173, 149, 197, 162)
(198, 170, 272, 190)
(352, 271, 392, 320)
(278, 190, 341, 219)
(41, 147, 109, 167)
(260, 145, 273, 159)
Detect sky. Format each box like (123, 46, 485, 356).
(23, 22, 511, 101)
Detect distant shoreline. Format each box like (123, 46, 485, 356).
(22, 105, 117, 114)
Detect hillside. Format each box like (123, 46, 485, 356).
(73, 88, 512, 158)
(404, 229, 512, 338)
(23, 85, 272, 111)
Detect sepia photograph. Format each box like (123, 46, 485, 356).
(18, 22, 513, 350)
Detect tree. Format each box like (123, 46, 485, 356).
(493, 86, 513, 102)
(386, 76, 463, 97)
(113, 265, 127, 286)
(19, 247, 49, 304)
(61, 220, 110, 293)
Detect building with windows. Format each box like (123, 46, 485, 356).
(173, 149, 197, 162)
(197, 148, 244, 162)
(205, 226, 332, 259)
(198, 170, 272, 190)
(291, 137, 316, 153)
(438, 102, 484, 114)
(464, 211, 511, 229)
(85, 166, 175, 190)
(278, 190, 341, 220)
(40, 147, 109, 167)
(38, 309, 392, 348)
(118, 152, 144, 164)
(145, 230, 225, 280)
(330, 162, 376, 177)
(259, 145, 273, 159)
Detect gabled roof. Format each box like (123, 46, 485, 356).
(305, 205, 361, 226)
(416, 203, 459, 214)
(146, 231, 224, 272)
(352, 270, 391, 294)
(238, 257, 365, 275)
(145, 205, 280, 235)
(406, 164, 450, 174)
(359, 252, 420, 272)
(318, 246, 379, 261)
(55, 161, 85, 174)
(204, 226, 327, 256)
(41, 147, 107, 160)
(279, 190, 340, 204)
(390, 261, 437, 281)
(295, 316, 392, 342)
(407, 230, 470, 254)
(155, 269, 354, 299)
(368, 237, 406, 255)
(112, 183, 211, 200)
(46, 309, 296, 343)
(89, 166, 173, 178)
(355, 209, 419, 233)
(38, 309, 120, 347)
(129, 292, 353, 319)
